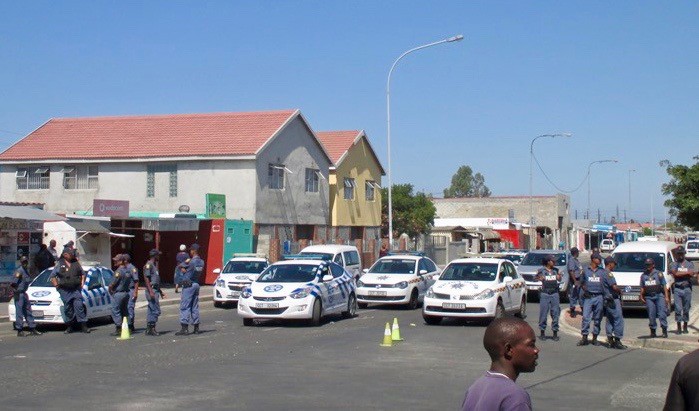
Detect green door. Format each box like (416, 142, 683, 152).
(223, 220, 253, 260)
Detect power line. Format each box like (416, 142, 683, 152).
(531, 149, 589, 194)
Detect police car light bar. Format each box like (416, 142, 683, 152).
(387, 251, 425, 257)
(281, 254, 331, 261)
(232, 253, 267, 258)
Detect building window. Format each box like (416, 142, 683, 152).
(269, 164, 285, 190)
(146, 164, 177, 198)
(305, 168, 319, 193)
(63, 165, 98, 189)
(146, 169, 155, 197)
(365, 180, 376, 201)
(169, 168, 177, 197)
(16, 166, 50, 190)
(343, 178, 355, 200)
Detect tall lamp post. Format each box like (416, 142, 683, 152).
(528, 133, 571, 250)
(586, 159, 618, 223)
(628, 168, 636, 222)
(386, 34, 464, 250)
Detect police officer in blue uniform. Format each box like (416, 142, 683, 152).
(578, 254, 606, 346)
(50, 248, 90, 334)
(174, 244, 188, 294)
(670, 246, 695, 334)
(108, 254, 132, 336)
(602, 256, 626, 349)
(536, 255, 561, 341)
(123, 254, 140, 333)
(176, 243, 204, 336)
(567, 247, 583, 318)
(144, 249, 165, 336)
(640, 258, 670, 338)
(12, 256, 42, 337)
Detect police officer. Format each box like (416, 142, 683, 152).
(174, 244, 188, 294)
(670, 246, 695, 334)
(536, 255, 561, 341)
(121, 254, 139, 333)
(12, 256, 42, 337)
(108, 254, 132, 336)
(567, 247, 583, 318)
(144, 249, 166, 336)
(578, 253, 606, 346)
(640, 258, 670, 338)
(602, 256, 626, 349)
(176, 243, 204, 336)
(50, 248, 90, 334)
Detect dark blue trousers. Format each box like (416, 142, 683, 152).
(674, 287, 692, 323)
(604, 298, 624, 338)
(58, 289, 87, 323)
(146, 292, 161, 324)
(14, 292, 36, 330)
(180, 283, 200, 325)
(538, 292, 560, 332)
(581, 295, 604, 336)
(110, 291, 129, 325)
(646, 295, 668, 329)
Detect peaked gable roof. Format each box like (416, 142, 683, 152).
(0, 110, 302, 162)
(315, 130, 385, 175)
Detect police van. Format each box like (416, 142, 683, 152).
(610, 241, 681, 309)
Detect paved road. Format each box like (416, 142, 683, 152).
(0, 299, 683, 410)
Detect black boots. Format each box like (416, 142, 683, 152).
(683, 322, 689, 334)
(17, 330, 26, 337)
(677, 322, 683, 335)
(613, 337, 627, 349)
(577, 335, 589, 346)
(192, 324, 200, 335)
(145, 323, 160, 336)
(540, 330, 546, 340)
(28, 328, 42, 336)
(81, 323, 91, 334)
(175, 324, 189, 336)
(662, 327, 668, 338)
(570, 309, 577, 318)
(650, 328, 657, 338)
(129, 324, 135, 333)
(111, 327, 121, 336)
(591, 334, 599, 346)
(551, 331, 559, 341)
(64, 322, 74, 334)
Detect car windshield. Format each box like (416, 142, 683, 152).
(687, 242, 699, 250)
(613, 252, 665, 272)
(502, 254, 523, 263)
(257, 264, 318, 283)
(369, 259, 417, 274)
(440, 263, 498, 282)
(299, 252, 333, 261)
(30, 269, 54, 287)
(222, 261, 268, 274)
(521, 253, 566, 266)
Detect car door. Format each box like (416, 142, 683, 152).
(424, 258, 440, 288)
(498, 263, 513, 309)
(328, 263, 348, 312)
(100, 268, 115, 315)
(417, 259, 432, 296)
(505, 262, 523, 308)
(83, 268, 104, 317)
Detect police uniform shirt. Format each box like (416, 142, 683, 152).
(640, 269, 665, 296)
(13, 266, 31, 293)
(125, 263, 139, 289)
(185, 255, 205, 282)
(536, 267, 559, 294)
(581, 266, 606, 294)
(111, 266, 133, 293)
(670, 260, 695, 288)
(49, 258, 84, 290)
(567, 257, 582, 279)
(602, 270, 620, 299)
(143, 260, 160, 289)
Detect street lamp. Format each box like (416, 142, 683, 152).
(528, 133, 572, 250)
(386, 34, 464, 250)
(586, 159, 618, 222)
(628, 169, 636, 222)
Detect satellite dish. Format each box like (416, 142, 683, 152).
(178, 205, 190, 212)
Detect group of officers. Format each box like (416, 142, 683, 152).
(537, 246, 696, 349)
(12, 241, 206, 338)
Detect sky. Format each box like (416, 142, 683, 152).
(1, 1, 697, 224)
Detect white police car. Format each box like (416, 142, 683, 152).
(422, 258, 526, 325)
(213, 255, 268, 307)
(7, 264, 115, 324)
(356, 253, 440, 309)
(237, 259, 357, 326)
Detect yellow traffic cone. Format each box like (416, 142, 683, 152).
(380, 322, 393, 347)
(118, 316, 132, 340)
(391, 317, 403, 341)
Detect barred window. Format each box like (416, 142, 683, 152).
(146, 164, 177, 198)
(343, 178, 355, 200)
(63, 165, 98, 189)
(16, 166, 50, 190)
(365, 180, 375, 201)
(305, 168, 319, 193)
(269, 164, 285, 190)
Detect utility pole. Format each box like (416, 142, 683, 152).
(616, 204, 619, 221)
(623, 209, 627, 222)
(575, 209, 578, 219)
(597, 208, 601, 223)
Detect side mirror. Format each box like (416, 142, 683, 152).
(419, 269, 428, 275)
(362, 268, 369, 273)
(322, 274, 333, 282)
(213, 268, 221, 274)
(503, 276, 513, 283)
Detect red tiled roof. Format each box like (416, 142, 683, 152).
(315, 130, 362, 164)
(0, 110, 298, 161)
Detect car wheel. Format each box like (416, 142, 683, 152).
(309, 299, 322, 327)
(515, 297, 527, 318)
(214, 301, 223, 308)
(343, 294, 358, 319)
(358, 302, 369, 309)
(492, 301, 505, 321)
(243, 318, 254, 327)
(406, 289, 419, 310)
(423, 315, 442, 325)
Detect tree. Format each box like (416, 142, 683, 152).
(381, 184, 436, 239)
(443, 165, 491, 198)
(660, 156, 699, 230)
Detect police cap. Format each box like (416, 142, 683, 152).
(543, 254, 556, 264)
(676, 246, 685, 254)
(644, 258, 655, 265)
(121, 253, 131, 262)
(112, 254, 123, 261)
(604, 256, 616, 265)
(149, 249, 162, 257)
(591, 253, 603, 262)
(62, 247, 75, 256)
(190, 243, 200, 251)
(570, 247, 579, 255)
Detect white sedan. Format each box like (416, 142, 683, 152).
(213, 256, 268, 307)
(237, 260, 357, 326)
(356, 254, 440, 309)
(422, 258, 526, 325)
(8, 265, 115, 324)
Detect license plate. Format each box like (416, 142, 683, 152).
(527, 285, 541, 290)
(368, 291, 387, 296)
(443, 303, 466, 309)
(622, 294, 639, 301)
(228, 291, 240, 298)
(255, 303, 279, 309)
(33, 310, 44, 318)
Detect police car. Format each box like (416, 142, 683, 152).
(356, 253, 440, 309)
(422, 258, 527, 325)
(7, 263, 115, 324)
(212, 255, 268, 307)
(237, 259, 357, 326)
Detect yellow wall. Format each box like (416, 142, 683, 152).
(329, 137, 383, 227)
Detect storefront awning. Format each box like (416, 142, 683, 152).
(0, 205, 65, 221)
(468, 229, 501, 241)
(65, 218, 135, 239)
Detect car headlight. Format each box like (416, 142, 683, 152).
(474, 289, 495, 300)
(216, 277, 226, 287)
(396, 281, 409, 289)
(241, 288, 252, 299)
(426, 288, 435, 298)
(290, 287, 312, 299)
(357, 280, 365, 288)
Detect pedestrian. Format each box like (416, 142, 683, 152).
(49, 248, 90, 334)
(577, 253, 606, 346)
(34, 243, 55, 273)
(663, 342, 699, 410)
(174, 244, 188, 294)
(108, 254, 131, 336)
(602, 256, 626, 349)
(123, 254, 139, 333)
(640, 258, 670, 338)
(48, 239, 59, 261)
(379, 242, 389, 258)
(143, 249, 165, 336)
(11, 256, 42, 337)
(670, 246, 695, 335)
(536, 255, 561, 341)
(461, 317, 539, 411)
(567, 247, 583, 318)
(176, 243, 204, 336)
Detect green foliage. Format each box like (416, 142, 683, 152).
(660, 156, 699, 230)
(642, 227, 653, 236)
(381, 184, 436, 238)
(443, 165, 491, 198)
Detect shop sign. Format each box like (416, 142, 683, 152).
(206, 194, 226, 219)
(93, 199, 129, 218)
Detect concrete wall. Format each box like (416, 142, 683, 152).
(254, 116, 330, 225)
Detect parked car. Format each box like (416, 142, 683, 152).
(516, 250, 572, 299)
(299, 244, 362, 280)
(685, 240, 699, 261)
(212, 254, 268, 307)
(600, 239, 616, 252)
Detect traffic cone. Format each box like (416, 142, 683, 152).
(391, 317, 403, 342)
(379, 322, 393, 347)
(118, 317, 132, 340)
